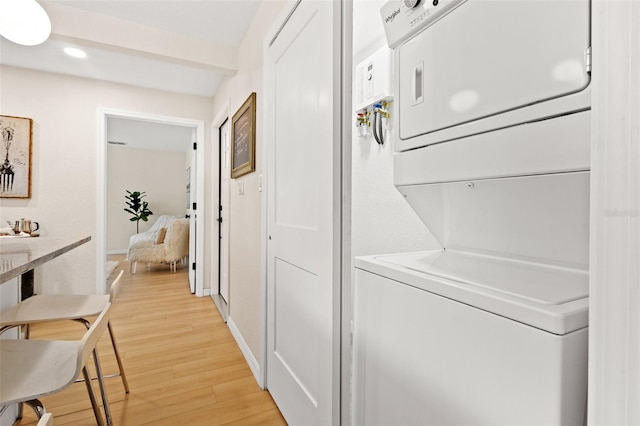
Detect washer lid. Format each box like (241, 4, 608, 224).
(356, 250, 589, 335)
(379, 250, 588, 306)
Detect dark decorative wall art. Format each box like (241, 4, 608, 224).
(0, 115, 32, 198)
(231, 92, 256, 179)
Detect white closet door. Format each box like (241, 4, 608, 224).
(265, 1, 344, 424)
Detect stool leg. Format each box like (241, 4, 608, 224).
(74, 318, 128, 394)
(108, 321, 129, 393)
(24, 399, 45, 419)
(92, 348, 113, 426)
(82, 366, 105, 426)
(74, 317, 112, 424)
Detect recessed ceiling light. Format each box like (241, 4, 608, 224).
(64, 47, 87, 59)
(0, 0, 51, 46)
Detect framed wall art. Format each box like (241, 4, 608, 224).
(0, 115, 33, 198)
(231, 92, 256, 179)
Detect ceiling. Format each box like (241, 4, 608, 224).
(1, 0, 388, 152)
(107, 117, 194, 152)
(1, 0, 262, 152)
(0, 0, 261, 97)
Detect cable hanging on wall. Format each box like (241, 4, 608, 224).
(372, 102, 390, 145)
(356, 101, 391, 145)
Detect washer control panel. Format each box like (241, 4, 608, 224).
(381, 0, 466, 49)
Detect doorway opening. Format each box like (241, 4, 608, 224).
(96, 108, 205, 296)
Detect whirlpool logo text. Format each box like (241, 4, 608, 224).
(385, 8, 401, 23)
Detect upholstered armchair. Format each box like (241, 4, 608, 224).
(128, 218, 190, 274)
(127, 214, 178, 253)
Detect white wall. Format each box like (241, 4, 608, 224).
(210, 0, 286, 366)
(107, 145, 187, 252)
(345, 8, 439, 424)
(0, 65, 212, 295)
(351, 8, 438, 262)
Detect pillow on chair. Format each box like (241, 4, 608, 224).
(155, 227, 167, 244)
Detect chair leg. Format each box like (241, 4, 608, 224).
(108, 321, 129, 393)
(92, 348, 113, 426)
(0, 325, 16, 335)
(24, 399, 45, 419)
(74, 318, 129, 394)
(76, 318, 112, 424)
(82, 367, 105, 426)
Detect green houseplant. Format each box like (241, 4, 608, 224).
(124, 190, 153, 233)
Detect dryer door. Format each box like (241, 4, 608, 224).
(398, 0, 590, 143)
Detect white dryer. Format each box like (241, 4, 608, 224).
(353, 0, 591, 424)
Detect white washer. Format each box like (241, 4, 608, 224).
(353, 257, 588, 425)
(353, 172, 590, 425)
(353, 0, 591, 424)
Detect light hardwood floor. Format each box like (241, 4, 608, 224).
(16, 256, 286, 426)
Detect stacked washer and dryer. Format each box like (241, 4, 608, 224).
(353, 0, 591, 424)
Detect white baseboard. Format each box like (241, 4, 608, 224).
(210, 293, 229, 322)
(203, 288, 211, 296)
(107, 249, 127, 255)
(227, 316, 263, 388)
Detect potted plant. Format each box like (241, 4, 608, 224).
(124, 190, 153, 233)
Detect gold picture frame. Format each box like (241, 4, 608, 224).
(231, 92, 256, 179)
(1, 115, 33, 198)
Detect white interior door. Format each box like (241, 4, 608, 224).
(219, 120, 231, 303)
(266, 1, 343, 424)
(188, 128, 197, 293)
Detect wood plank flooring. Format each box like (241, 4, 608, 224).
(15, 256, 286, 426)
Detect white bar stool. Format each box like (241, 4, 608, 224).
(0, 271, 129, 394)
(0, 303, 113, 425)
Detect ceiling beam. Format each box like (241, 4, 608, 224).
(44, 2, 238, 75)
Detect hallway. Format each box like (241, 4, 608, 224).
(16, 256, 286, 425)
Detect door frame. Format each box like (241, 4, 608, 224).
(212, 117, 231, 322)
(96, 108, 205, 296)
(209, 104, 229, 318)
(217, 117, 230, 303)
(588, 0, 640, 422)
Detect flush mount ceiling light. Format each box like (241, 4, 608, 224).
(64, 47, 87, 59)
(0, 0, 51, 46)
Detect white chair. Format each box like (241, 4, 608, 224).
(0, 303, 113, 425)
(0, 271, 129, 395)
